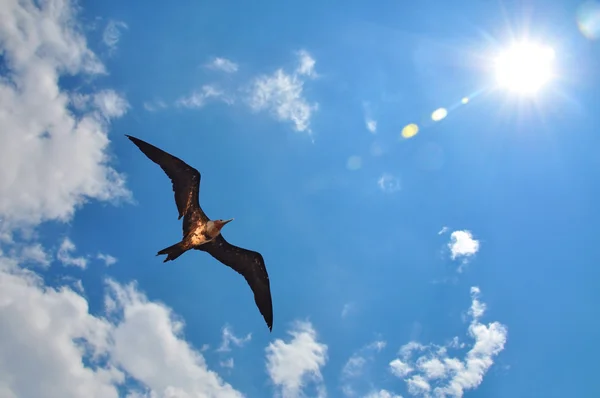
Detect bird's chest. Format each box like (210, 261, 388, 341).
(189, 225, 213, 246)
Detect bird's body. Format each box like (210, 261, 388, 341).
(125, 134, 273, 331)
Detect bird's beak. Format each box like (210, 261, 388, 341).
(222, 218, 234, 225)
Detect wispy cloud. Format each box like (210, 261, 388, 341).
(216, 325, 252, 352)
(143, 99, 169, 112)
(266, 320, 328, 398)
(386, 287, 508, 397)
(176, 85, 234, 109)
(205, 57, 239, 73)
(438, 226, 449, 235)
(341, 302, 355, 318)
(56, 238, 88, 269)
(341, 340, 387, 397)
(102, 19, 128, 53)
(18, 243, 51, 267)
(247, 50, 318, 133)
(97, 253, 117, 266)
(93, 90, 130, 120)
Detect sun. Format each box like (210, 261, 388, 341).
(494, 41, 556, 95)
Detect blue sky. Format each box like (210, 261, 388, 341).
(1, 0, 599, 397)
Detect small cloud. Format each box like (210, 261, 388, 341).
(247, 51, 318, 133)
(216, 325, 251, 353)
(56, 238, 88, 269)
(266, 320, 328, 398)
(102, 20, 128, 53)
(296, 50, 317, 78)
(97, 253, 117, 266)
(447, 230, 480, 271)
(176, 85, 234, 109)
(205, 57, 239, 73)
(366, 118, 377, 133)
(438, 226, 449, 235)
(377, 173, 401, 193)
(143, 99, 168, 112)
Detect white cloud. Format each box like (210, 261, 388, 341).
(0, 255, 246, 398)
(247, 51, 318, 133)
(206, 57, 239, 73)
(266, 320, 328, 398)
(0, 0, 130, 231)
(366, 118, 377, 133)
(57, 237, 88, 269)
(102, 20, 128, 53)
(447, 231, 480, 272)
(97, 253, 117, 266)
(438, 227, 449, 235)
(106, 280, 244, 398)
(0, 255, 122, 398)
(216, 325, 252, 352)
(377, 173, 401, 193)
(387, 287, 508, 398)
(176, 85, 234, 109)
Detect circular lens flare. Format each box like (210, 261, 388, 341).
(494, 42, 555, 94)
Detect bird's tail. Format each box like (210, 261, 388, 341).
(157, 241, 186, 263)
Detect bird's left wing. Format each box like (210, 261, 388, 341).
(126, 135, 207, 222)
(198, 235, 273, 331)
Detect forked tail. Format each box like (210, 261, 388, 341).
(157, 241, 186, 263)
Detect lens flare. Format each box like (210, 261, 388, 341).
(431, 108, 448, 121)
(577, 1, 600, 39)
(401, 123, 419, 139)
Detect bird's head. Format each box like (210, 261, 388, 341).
(213, 218, 234, 233)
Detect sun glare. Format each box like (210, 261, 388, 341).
(494, 41, 555, 95)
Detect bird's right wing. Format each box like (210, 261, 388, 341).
(126, 135, 208, 222)
(198, 235, 273, 331)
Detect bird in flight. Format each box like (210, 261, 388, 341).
(126, 134, 273, 331)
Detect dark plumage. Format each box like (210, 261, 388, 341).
(126, 134, 273, 331)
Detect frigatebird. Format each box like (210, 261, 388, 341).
(125, 134, 273, 331)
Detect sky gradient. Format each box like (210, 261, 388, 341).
(1, 0, 599, 397)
